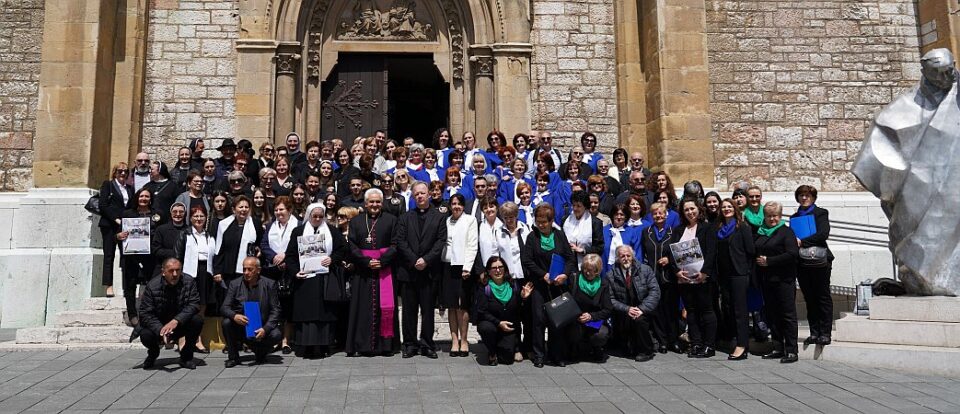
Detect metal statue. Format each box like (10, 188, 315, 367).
(852, 48, 960, 296)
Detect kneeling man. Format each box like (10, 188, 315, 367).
(139, 258, 203, 369)
(608, 245, 660, 361)
(222, 257, 282, 367)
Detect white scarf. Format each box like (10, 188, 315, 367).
(406, 161, 423, 171)
(268, 216, 299, 256)
(302, 203, 334, 273)
(518, 204, 534, 224)
(215, 214, 258, 274)
(446, 185, 460, 198)
(184, 226, 215, 277)
(497, 222, 530, 280)
(533, 190, 550, 206)
(563, 212, 594, 265)
(426, 168, 440, 182)
(399, 189, 412, 209)
(608, 225, 626, 265)
(478, 217, 503, 264)
(627, 217, 646, 227)
(114, 179, 129, 205)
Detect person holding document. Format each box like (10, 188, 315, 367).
(754, 201, 800, 363)
(562, 254, 614, 364)
(668, 199, 718, 358)
(285, 202, 349, 358)
(345, 189, 401, 356)
(221, 257, 282, 367)
(440, 194, 479, 357)
(520, 203, 577, 368)
(118, 187, 162, 326)
(790, 185, 834, 346)
(395, 182, 447, 359)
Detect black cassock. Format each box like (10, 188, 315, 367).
(285, 223, 349, 347)
(345, 212, 401, 354)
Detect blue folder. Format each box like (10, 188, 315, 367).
(790, 215, 816, 240)
(584, 320, 603, 330)
(549, 254, 565, 281)
(243, 301, 262, 338)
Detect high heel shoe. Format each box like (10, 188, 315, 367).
(727, 351, 748, 361)
(105, 286, 115, 298)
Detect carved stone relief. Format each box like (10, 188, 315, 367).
(336, 0, 435, 41)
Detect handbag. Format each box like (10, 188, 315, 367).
(85, 193, 101, 215)
(323, 269, 349, 302)
(277, 274, 292, 297)
(799, 246, 830, 267)
(543, 292, 581, 330)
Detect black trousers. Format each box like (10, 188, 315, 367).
(222, 318, 283, 360)
(613, 313, 655, 356)
(680, 282, 718, 348)
(528, 287, 566, 363)
(558, 323, 609, 360)
(401, 277, 437, 351)
(720, 275, 750, 348)
(798, 266, 833, 338)
(477, 320, 519, 363)
(762, 277, 799, 354)
(100, 225, 119, 286)
(652, 281, 680, 348)
(121, 254, 154, 318)
(140, 314, 204, 361)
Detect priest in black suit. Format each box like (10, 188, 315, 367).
(395, 182, 448, 358)
(345, 188, 401, 356)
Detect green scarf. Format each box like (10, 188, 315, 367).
(578, 274, 601, 297)
(540, 232, 555, 251)
(743, 206, 764, 227)
(757, 220, 786, 237)
(488, 280, 512, 305)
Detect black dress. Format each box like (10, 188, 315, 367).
(345, 213, 401, 354)
(285, 223, 350, 347)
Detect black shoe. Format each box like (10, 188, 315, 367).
(550, 359, 566, 368)
(817, 336, 832, 346)
(533, 358, 545, 368)
(728, 351, 748, 361)
(487, 357, 498, 366)
(696, 347, 716, 358)
(635, 353, 655, 362)
(803, 336, 818, 346)
(421, 348, 438, 359)
(657, 345, 667, 354)
(281, 345, 292, 354)
(178, 359, 197, 370)
(780, 353, 798, 363)
(196, 347, 210, 354)
(142, 355, 157, 370)
(668, 343, 683, 354)
(687, 345, 703, 358)
(253, 355, 267, 365)
(225, 359, 240, 368)
(402, 349, 418, 359)
(762, 350, 785, 360)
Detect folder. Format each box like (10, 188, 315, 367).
(790, 215, 816, 240)
(584, 320, 603, 330)
(549, 253, 565, 281)
(243, 301, 262, 338)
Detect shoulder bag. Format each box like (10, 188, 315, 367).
(543, 292, 581, 329)
(799, 246, 830, 268)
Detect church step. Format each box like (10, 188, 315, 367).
(869, 296, 960, 323)
(55, 310, 126, 327)
(835, 314, 960, 348)
(85, 297, 128, 311)
(16, 326, 131, 344)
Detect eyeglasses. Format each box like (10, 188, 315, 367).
(190, 180, 203, 184)
(230, 179, 245, 184)
(748, 195, 762, 199)
(262, 148, 274, 152)
(236, 163, 247, 167)
(572, 152, 583, 156)
(489, 265, 504, 271)
(136, 159, 149, 163)
(631, 158, 643, 162)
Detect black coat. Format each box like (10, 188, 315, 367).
(641, 225, 676, 283)
(395, 207, 448, 282)
(143, 180, 179, 220)
(790, 206, 833, 260)
(284, 223, 350, 322)
(98, 180, 134, 228)
(666, 223, 718, 281)
(475, 280, 525, 326)
(138, 275, 200, 332)
(152, 222, 188, 275)
(520, 227, 577, 293)
(755, 225, 799, 282)
(221, 276, 282, 333)
(716, 222, 756, 277)
(569, 274, 613, 321)
(347, 212, 399, 271)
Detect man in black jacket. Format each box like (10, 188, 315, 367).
(395, 182, 447, 358)
(221, 257, 283, 367)
(607, 245, 660, 362)
(138, 258, 202, 370)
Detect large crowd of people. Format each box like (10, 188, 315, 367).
(98, 129, 834, 370)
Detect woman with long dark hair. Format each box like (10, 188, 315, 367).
(475, 256, 533, 366)
(669, 199, 718, 358)
(117, 188, 162, 325)
(715, 198, 755, 360)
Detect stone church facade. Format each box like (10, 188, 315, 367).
(2, 0, 957, 192)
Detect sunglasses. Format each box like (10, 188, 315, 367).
(631, 159, 643, 162)
(748, 195, 762, 199)
(262, 148, 274, 152)
(230, 179, 245, 184)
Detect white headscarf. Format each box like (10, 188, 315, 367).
(302, 202, 333, 258)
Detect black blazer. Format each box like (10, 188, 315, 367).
(790, 206, 833, 260)
(641, 224, 676, 283)
(475, 280, 525, 327)
(395, 207, 448, 282)
(666, 223, 718, 281)
(754, 225, 799, 283)
(221, 276, 282, 333)
(560, 214, 605, 256)
(520, 227, 577, 293)
(98, 180, 134, 228)
(716, 222, 756, 277)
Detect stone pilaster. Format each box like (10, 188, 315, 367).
(273, 46, 301, 144)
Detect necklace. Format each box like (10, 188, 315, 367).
(365, 214, 378, 244)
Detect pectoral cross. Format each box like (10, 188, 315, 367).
(366, 235, 373, 244)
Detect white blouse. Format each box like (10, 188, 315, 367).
(497, 222, 530, 280)
(443, 214, 478, 269)
(478, 217, 503, 265)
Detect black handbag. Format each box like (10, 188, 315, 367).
(323, 269, 349, 302)
(85, 193, 101, 215)
(543, 292, 581, 329)
(277, 274, 292, 297)
(799, 246, 830, 267)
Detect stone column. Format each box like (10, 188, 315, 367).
(492, 43, 533, 137)
(274, 49, 301, 143)
(615, 0, 648, 156)
(236, 39, 277, 147)
(472, 54, 496, 135)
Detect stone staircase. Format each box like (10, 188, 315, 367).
(0, 297, 138, 351)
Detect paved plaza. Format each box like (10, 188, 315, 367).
(0, 344, 958, 414)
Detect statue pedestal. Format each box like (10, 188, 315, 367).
(823, 297, 960, 377)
